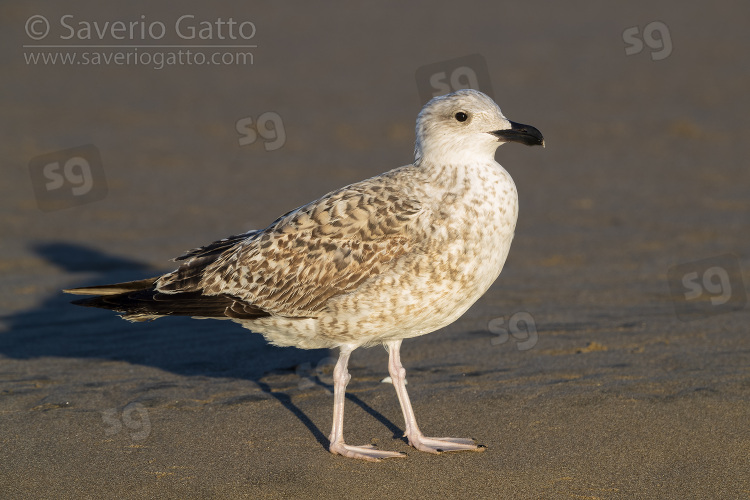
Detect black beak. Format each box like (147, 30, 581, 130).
(492, 121, 545, 147)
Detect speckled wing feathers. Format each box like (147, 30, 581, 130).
(156, 230, 263, 295)
(157, 171, 423, 319)
(173, 230, 262, 262)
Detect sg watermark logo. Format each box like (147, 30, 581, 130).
(668, 254, 747, 321)
(488, 311, 538, 351)
(102, 402, 151, 442)
(236, 112, 286, 151)
(415, 54, 494, 104)
(28, 144, 107, 212)
(623, 21, 672, 61)
(296, 356, 337, 393)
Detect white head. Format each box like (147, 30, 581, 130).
(414, 89, 544, 165)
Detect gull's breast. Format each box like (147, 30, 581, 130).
(317, 162, 518, 345)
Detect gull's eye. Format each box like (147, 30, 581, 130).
(454, 111, 468, 122)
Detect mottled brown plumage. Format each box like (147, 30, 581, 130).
(65, 89, 544, 461)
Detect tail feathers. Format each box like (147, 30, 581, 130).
(64, 277, 270, 322)
(63, 277, 159, 296)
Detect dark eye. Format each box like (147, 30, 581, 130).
(455, 111, 468, 122)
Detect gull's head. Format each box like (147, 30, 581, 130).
(414, 89, 544, 164)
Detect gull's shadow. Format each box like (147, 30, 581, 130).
(0, 241, 404, 451)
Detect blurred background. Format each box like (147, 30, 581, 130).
(1, 1, 748, 498)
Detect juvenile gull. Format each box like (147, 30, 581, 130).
(65, 89, 544, 461)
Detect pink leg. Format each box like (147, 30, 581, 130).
(328, 344, 406, 461)
(386, 339, 485, 454)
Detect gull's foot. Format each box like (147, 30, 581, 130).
(329, 441, 407, 462)
(407, 435, 486, 454)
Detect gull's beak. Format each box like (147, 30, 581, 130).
(492, 121, 545, 147)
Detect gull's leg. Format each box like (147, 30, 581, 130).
(328, 344, 406, 461)
(386, 339, 486, 454)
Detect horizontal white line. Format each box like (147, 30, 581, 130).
(23, 45, 258, 48)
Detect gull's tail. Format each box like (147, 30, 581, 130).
(63, 277, 249, 322)
(64, 277, 159, 297)
(64, 230, 271, 322)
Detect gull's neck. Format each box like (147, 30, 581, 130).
(415, 137, 500, 167)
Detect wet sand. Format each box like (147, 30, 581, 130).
(2, 1, 749, 498)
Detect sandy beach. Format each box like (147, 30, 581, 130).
(2, 1, 749, 498)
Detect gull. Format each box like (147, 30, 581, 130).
(65, 89, 544, 461)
